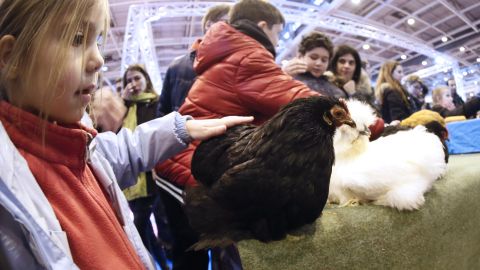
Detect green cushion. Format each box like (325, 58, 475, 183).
(238, 153, 480, 270)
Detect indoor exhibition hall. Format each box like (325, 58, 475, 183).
(0, 0, 479, 269)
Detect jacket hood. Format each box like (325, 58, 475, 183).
(194, 21, 274, 74)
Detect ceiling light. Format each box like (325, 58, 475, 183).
(351, 0, 361, 4)
(283, 32, 290, 39)
(422, 60, 427, 66)
(435, 56, 445, 65)
(463, 71, 468, 76)
(101, 66, 108, 72)
(444, 77, 449, 82)
(400, 55, 407, 60)
(476, 57, 480, 63)
(441, 36, 448, 42)
(313, 0, 324, 5)
(362, 44, 370, 50)
(459, 46, 465, 52)
(407, 18, 415, 25)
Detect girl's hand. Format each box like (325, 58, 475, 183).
(343, 80, 356, 95)
(121, 82, 138, 100)
(185, 116, 254, 141)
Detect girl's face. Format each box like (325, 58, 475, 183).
(336, 53, 355, 81)
(125, 70, 147, 95)
(302, 47, 330, 78)
(392, 65, 404, 82)
(9, 1, 106, 124)
(439, 89, 455, 110)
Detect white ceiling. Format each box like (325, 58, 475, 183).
(103, 0, 480, 94)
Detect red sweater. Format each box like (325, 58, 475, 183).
(0, 101, 145, 270)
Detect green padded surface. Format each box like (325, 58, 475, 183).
(238, 154, 480, 270)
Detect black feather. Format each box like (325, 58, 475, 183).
(184, 96, 348, 249)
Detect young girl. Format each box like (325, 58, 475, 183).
(431, 86, 480, 118)
(0, 1, 251, 269)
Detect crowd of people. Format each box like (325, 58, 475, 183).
(0, 0, 479, 270)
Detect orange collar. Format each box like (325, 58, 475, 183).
(0, 101, 97, 169)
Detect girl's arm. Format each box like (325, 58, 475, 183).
(93, 112, 191, 189)
(93, 113, 253, 189)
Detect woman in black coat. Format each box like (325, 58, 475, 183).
(375, 61, 417, 123)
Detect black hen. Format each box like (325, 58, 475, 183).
(185, 96, 355, 249)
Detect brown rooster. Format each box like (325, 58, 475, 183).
(184, 96, 355, 249)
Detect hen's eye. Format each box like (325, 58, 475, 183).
(334, 111, 344, 117)
(73, 32, 84, 47)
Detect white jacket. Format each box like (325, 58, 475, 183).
(0, 112, 190, 269)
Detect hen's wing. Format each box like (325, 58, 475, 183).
(191, 124, 256, 187)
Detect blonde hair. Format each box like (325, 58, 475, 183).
(375, 61, 407, 105)
(432, 86, 449, 106)
(0, 0, 109, 116)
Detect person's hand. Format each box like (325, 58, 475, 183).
(90, 87, 127, 132)
(186, 116, 254, 141)
(121, 82, 140, 100)
(343, 80, 356, 95)
(282, 57, 308, 76)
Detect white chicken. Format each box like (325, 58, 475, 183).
(328, 100, 447, 211)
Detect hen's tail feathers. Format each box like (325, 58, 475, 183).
(374, 182, 431, 211)
(184, 185, 251, 249)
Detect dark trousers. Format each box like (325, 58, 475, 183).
(159, 188, 209, 270)
(129, 195, 171, 270)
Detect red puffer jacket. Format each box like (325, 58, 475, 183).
(156, 22, 318, 187)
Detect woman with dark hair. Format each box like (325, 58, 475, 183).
(329, 44, 373, 101)
(283, 31, 347, 98)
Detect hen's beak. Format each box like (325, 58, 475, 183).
(342, 117, 356, 128)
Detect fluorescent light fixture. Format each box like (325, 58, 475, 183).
(407, 18, 415, 25)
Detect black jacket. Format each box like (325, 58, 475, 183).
(157, 51, 197, 117)
(380, 85, 416, 123)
